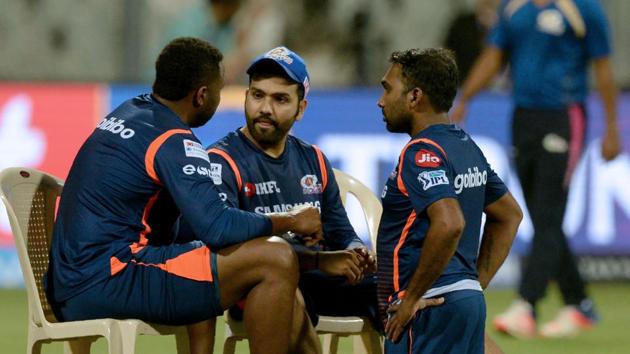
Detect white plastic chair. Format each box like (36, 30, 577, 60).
(223, 168, 383, 354)
(0, 167, 189, 354)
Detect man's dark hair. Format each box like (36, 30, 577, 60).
(389, 48, 459, 112)
(153, 37, 223, 101)
(248, 61, 305, 101)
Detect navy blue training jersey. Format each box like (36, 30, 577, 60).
(376, 124, 507, 311)
(47, 94, 271, 302)
(207, 129, 362, 250)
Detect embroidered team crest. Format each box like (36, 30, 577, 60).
(415, 149, 441, 168)
(417, 170, 449, 190)
(301, 174, 323, 194)
(265, 47, 294, 64)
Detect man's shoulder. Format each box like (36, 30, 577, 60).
(208, 131, 242, 152)
(110, 94, 190, 135)
(287, 135, 321, 155)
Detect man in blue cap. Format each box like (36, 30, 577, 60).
(205, 46, 381, 344)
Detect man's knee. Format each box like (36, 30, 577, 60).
(261, 237, 299, 278)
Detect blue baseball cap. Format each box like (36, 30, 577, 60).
(246, 46, 310, 97)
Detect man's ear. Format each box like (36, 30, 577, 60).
(192, 86, 207, 108)
(408, 87, 423, 108)
(295, 99, 308, 122)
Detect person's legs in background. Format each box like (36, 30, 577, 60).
(494, 108, 596, 338)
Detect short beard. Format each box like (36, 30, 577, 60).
(189, 107, 217, 128)
(245, 107, 299, 147)
(385, 111, 413, 134)
(247, 116, 286, 147)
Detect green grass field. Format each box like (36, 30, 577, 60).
(1, 283, 629, 353)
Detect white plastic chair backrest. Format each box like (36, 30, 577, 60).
(0, 167, 64, 326)
(332, 168, 382, 251)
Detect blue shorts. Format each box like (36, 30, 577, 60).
(53, 241, 222, 325)
(385, 290, 485, 354)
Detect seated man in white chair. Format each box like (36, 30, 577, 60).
(183, 47, 382, 344)
(45, 38, 323, 354)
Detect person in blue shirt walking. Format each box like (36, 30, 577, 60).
(453, 0, 622, 338)
(45, 37, 323, 354)
(376, 48, 522, 353)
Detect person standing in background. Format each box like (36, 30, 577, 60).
(452, 0, 622, 338)
(443, 0, 501, 82)
(152, 0, 285, 84)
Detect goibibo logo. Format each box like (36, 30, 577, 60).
(96, 117, 135, 139)
(415, 149, 441, 168)
(454, 166, 487, 194)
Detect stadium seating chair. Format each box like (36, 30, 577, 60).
(0, 167, 190, 354)
(223, 168, 383, 354)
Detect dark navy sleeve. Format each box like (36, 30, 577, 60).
(483, 161, 509, 207)
(207, 150, 240, 208)
(319, 153, 363, 250)
(153, 133, 271, 249)
(582, 0, 611, 58)
(400, 142, 457, 214)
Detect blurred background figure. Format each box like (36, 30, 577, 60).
(453, 0, 622, 339)
(2, 0, 629, 88)
(443, 0, 501, 81)
(149, 0, 286, 84)
(283, 0, 368, 86)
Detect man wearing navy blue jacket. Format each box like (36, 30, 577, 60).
(45, 38, 322, 354)
(205, 47, 380, 342)
(377, 48, 522, 353)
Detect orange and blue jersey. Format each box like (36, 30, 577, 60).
(206, 129, 362, 251)
(46, 94, 271, 303)
(376, 124, 507, 318)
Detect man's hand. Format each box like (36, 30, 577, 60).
(352, 246, 376, 274)
(318, 250, 364, 284)
(385, 296, 444, 343)
(288, 205, 323, 246)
